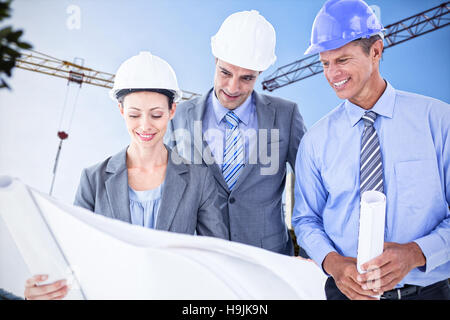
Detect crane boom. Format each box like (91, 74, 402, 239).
(15, 50, 201, 100)
(262, 2, 450, 92)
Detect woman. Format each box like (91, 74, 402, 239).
(24, 52, 229, 300)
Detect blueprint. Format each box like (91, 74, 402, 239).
(0, 175, 326, 299)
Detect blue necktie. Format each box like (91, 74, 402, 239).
(222, 111, 244, 190)
(360, 111, 384, 193)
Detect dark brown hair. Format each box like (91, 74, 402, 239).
(116, 88, 175, 109)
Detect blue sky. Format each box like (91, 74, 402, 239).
(0, 0, 449, 202)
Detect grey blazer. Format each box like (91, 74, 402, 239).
(165, 89, 306, 255)
(74, 146, 229, 240)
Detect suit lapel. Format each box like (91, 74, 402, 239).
(105, 148, 132, 223)
(156, 148, 188, 231)
(231, 92, 275, 191)
(186, 89, 229, 191)
(254, 91, 276, 133)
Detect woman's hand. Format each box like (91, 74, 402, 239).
(24, 274, 69, 300)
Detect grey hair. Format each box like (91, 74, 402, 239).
(352, 34, 384, 56)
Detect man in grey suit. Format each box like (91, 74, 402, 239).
(166, 10, 306, 255)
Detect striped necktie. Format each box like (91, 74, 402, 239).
(360, 111, 384, 194)
(222, 111, 244, 190)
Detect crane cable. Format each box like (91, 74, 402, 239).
(49, 81, 82, 196)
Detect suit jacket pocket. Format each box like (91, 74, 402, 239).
(261, 228, 288, 251)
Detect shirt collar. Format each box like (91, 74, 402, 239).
(344, 80, 396, 127)
(211, 89, 254, 126)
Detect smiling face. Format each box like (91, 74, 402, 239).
(319, 40, 383, 107)
(213, 59, 260, 110)
(119, 91, 176, 149)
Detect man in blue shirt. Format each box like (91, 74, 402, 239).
(292, 0, 449, 300)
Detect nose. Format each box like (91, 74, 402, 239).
(227, 76, 240, 95)
(327, 62, 342, 81)
(140, 115, 154, 131)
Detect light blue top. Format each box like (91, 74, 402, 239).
(202, 90, 258, 165)
(128, 182, 164, 229)
(292, 82, 450, 287)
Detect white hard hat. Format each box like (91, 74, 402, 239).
(109, 51, 182, 102)
(211, 10, 277, 72)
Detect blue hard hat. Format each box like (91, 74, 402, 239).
(305, 0, 384, 55)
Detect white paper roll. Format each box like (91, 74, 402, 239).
(357, 190, 386, 274)
(0, 176, 327, 299)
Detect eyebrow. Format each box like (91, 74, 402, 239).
(320, 54, 352, 63)
(219, 66, 231, 74)
(128, 107, 162, 111)
(219, 66, 256, 79)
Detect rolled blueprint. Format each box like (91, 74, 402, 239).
(0, 176, 327, 299)
(357, 190, 386, 274)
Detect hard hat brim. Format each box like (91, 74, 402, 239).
(109, 88, 182, 103)
(304, 31, 385, 55)
(304, 37, 352, 55)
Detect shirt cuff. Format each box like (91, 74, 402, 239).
(414, 233, 448, 273)
(302, 238, 337, 275)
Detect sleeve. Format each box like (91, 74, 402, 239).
(195, 167, 230, 240)
(413, 105, 450, 273)
(287, 103, 307, 171)
(0, 288, 23, 300)
(443, 106, 450, 207)
(73, 168, 95, 212)
(291, 135, 337, 272)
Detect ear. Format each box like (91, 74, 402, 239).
(371, 39, 384, 62)
(169, 103, 177, 120)
(118, 103, 124, 116)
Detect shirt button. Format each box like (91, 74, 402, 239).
(229, 197, 235, 204)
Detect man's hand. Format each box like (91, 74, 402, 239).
(357, 242, 426, 294)
(24, 274, 69, 300)
(295, 256, 313, 262)
(323, 251, 378, 300)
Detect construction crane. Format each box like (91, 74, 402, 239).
(14, 49, 201, 195)
(262, 1, 450, 92)
(15, 49, 201, 100)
